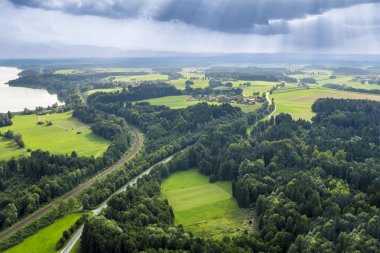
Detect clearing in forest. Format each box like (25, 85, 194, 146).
(0, 111, 110, 159)
(162, 169, 246, 238)
(271, 85, 380, 121)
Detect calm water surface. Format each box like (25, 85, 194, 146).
(0, 67, 61, 113)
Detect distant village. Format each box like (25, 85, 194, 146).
(352, 75, 380, 84)
(187, 94, 266, 105)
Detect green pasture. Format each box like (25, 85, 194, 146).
(271, 85, 380, 121)
(162, 169, 245, 238)
(0, 137, 26, 160)
(84, 88, 122, 97)
(0, 112, 110, 158)
(236, 81, 276, 97)
(5, 213, 89, 253)
(169, 79, 210, 90)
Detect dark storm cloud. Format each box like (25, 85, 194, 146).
(7, 0, 380, 34)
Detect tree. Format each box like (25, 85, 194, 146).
(1, 203, 18, 227)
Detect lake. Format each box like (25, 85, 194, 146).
(0, 67, 61, 113)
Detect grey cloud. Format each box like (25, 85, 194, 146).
(8, 0, 380, 34)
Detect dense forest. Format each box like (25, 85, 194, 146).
(81, 98, 380, 253)
(75, 90, 263, 209)
(87, 83, 182, 105)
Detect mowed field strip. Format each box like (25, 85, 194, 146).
(162, 169, 245, 238)
(0, 111, 110, 159)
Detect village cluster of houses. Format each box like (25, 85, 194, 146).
(352, 75, 380, 84)
(187, 95, 265, 105)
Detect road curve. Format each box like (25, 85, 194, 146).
(266, 92, 276, 118)
(0, 127, 143, 242)
(60, 154, 177, 253)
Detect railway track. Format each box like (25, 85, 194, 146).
(0, 127, 143, 241)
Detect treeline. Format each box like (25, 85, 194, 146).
(324, 83, 380, 95)
(206, 72, 280, 82)
(332, 67, 369, 75)
(300, 77, 317, 84)
(87, 82, 181, 105)
(0, 112, 13, 127)
(81, 98, 380, 253)
(186, 85, 244, 96)
(56, 214, 88, 250)
(73, 108, 126, 140)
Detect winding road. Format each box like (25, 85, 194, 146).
(0, 127, 143, 242)
(266, 92, 277, 118)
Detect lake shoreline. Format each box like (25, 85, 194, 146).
(0, 66, 62, 113)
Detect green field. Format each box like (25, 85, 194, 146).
(237, 81, 276, 97)
(112, 74, 168, 82)
(5, 213, 88, 253)
(139, 95, 260, 113)
(169, 79, 210, 90)
(289, 70, 380, 91)
(162, 169, 245, 238)
(0, 138, 26, 160)
(84, 88, 122, 97)
(0, 112, 110, 158)
(271, 85, 380, 120)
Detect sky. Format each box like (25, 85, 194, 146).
(1, 0, 380, 57)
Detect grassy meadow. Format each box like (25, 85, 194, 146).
(83, 88, 122, 97)
(0, 112, 110, 159)
(169, 79, 210, 90)
(0, 137, 26, 160)
(162, 169, 245, 238)
(5, 213, 88, 253)
(139, 95, 260, 113)
(271, 85, 380, 120)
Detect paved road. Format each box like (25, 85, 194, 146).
(0, 127, 143, 242)
(60, 154, 176, 253)
(266, 92, 277, 118)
